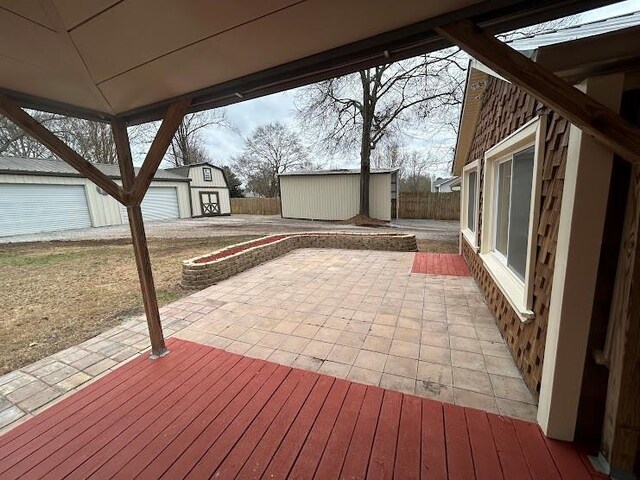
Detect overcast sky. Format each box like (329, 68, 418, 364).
(196, 0, 640, 176)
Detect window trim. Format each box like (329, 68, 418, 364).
(203, 167, 212, 182)
(480, 115, 546, 322)
(461, 159, 480, 251)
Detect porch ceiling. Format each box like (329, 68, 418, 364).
(0, 0, 614, 124)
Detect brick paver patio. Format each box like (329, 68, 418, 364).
(0, 248, 537, 434)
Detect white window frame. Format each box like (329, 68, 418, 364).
(480, 115, 546, 322)
(203, 167, 212, 182)
(461, 160, 480, 250)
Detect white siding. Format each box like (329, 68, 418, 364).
(280, 173, 392, 221)
(189, 165, 227, 187)
(191, 187, 231, 216)
(0, 183, 92, 236)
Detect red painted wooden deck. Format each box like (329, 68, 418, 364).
(412, 253, 472, 276)
(0, 338, 603, 479)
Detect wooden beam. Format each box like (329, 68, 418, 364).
(435, 19, 640, 164)
(131, 99, 190, 204)
(0, 94, 127, 203)
(112, 120, 167, 357)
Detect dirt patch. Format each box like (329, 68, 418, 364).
(0, 236, 255, 374)
(416, 239, 459, 253)
(340, 214, 389, 228)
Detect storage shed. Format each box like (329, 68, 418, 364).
(0, 157, 191, 237)
(279, 168, 399, 221)
(166, 162, 231, 217)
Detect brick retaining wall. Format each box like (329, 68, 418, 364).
(182, 232, 417, 289)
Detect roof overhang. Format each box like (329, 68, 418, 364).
(0, 0, 615, 125)
(452, 22, 640, 175)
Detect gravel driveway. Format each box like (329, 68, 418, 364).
(0, 215, 459, 244)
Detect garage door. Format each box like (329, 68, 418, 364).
(0, 184, 92, 237)
(120, 186, 180, 223)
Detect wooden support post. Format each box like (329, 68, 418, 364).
(132, 99, 191, 204)
(435, 20, 640, 164)
(601, 162, 640, 476)
(0, 94, 127, 203)
(113, 120, 167, 357)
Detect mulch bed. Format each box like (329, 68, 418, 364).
(193, 235, 287, 264)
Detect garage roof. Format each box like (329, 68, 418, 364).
(0, 0, 610, 125)
(0, 156, 190, 182)
(279, 168, 399, 176)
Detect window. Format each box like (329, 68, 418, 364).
(461, 160, 479, 249)
(203, 167, 212, 182)
(480, 116, 545, 321)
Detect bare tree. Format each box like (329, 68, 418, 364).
(1, 113, 150, 164)
(231, 122, 310, 197)
(297, 14, 581, 217)
(297, 53, 463, 217)
(0, 111, 63, 158)
(165, 110, 228, 167)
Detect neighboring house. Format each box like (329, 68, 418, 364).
(0, 157, 193, 237)
(279, 168, 399, 221)
(453, 18, 640, 461)
(166, 162, 231, 217)
(431, 176, 461, 192)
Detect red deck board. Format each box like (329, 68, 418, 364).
(444, 403, 475, 480)
(184, 365, 298, 478)
(286, 378, 350, 479)
(489, 414, 533, 480)
(466, 408, 504, 480)
(0, 338, 185, 459)
(513, 419, 562, 479)
(412, 253, 471, 276)
(235, 371, 320, 480)
(110, 355, 259, 479)
(86, 353, 244, 478)
(261, 375, 335, 479)
(158, 361, 284, 479)
(45, 346, 226, 479)
(2, 340, 205, 480)
(339, 386, 384, 479)
(133, 358, 271, 479)
(422, 399, 448, 479)
(0, 339, 600, 479)
(66, 350, 235, 479)
(367, 389, 403, 480)
(314, 382, 367, 479)
(394, 395, 422, 480)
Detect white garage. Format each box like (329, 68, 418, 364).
(0, 183, 92, 236)
(0, 156, 193, 237)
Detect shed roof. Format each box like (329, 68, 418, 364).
(278, 168, 399, 177)
(165, 162, 225, 177)
(0, 1, 605, 125)
(0, 156, 190, 182)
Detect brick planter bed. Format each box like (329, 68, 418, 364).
(182, 232, 417, 289)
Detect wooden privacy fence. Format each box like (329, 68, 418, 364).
(399, 192, 460, 220)
(231, 197, 281, 215)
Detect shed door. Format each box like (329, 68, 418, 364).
(120, 186, 179, 222)
(199, 191, 220, 216)
(0, 184, 92, 236)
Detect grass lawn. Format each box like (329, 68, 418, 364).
(0, 236, 255, 374)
